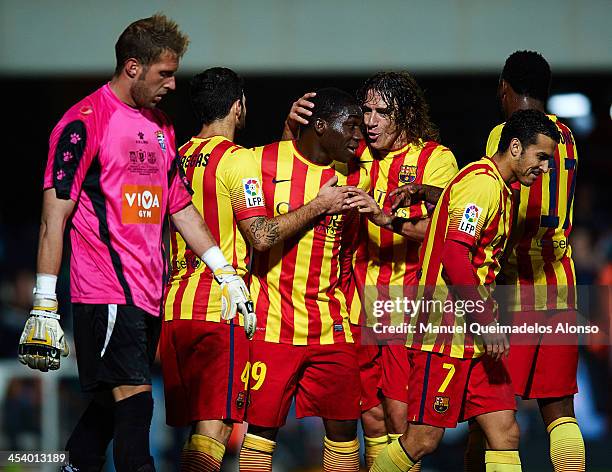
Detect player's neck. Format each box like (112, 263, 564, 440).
(109, 76, 138, 108)
(374, 132, 409, 159)
(491, 152, 516, 185)
(295, 136, 332, 166)
(196, 119, 236, 142)
(506, 96, 546, 118)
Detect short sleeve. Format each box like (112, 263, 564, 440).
(220, 148, 267, 221)
(485, 124, 504, 157)
(422, 147, 459, 188)
(446, 172, 501, 248)
(167, 155, 193, 215)
(399, 147, 458, 220)
(43, 108, 98, 200)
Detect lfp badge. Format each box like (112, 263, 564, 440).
(399, 165, 417, 183)
(459, 203, 482, 237)
(242, 178, 264, 208)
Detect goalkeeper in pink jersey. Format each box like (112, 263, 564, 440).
(17, 14, 255, 472)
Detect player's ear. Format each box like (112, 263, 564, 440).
(125, 58, 141, 79)
(232, 99, 242, 120)
(509, 137, 522, 158)
(314, 117, 326, 136)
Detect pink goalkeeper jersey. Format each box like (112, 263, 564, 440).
(43, 84, 192, 316)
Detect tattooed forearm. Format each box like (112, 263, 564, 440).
(241, 197, 325, 251)
(249, 216, 280, 247)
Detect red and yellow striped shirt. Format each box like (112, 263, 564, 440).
(250, 140, 370, 345)
(350, 140, 458, 326)
(486, 115, 578, 311)
(406, 157, 514, 358)
(164, 136, 267, 322)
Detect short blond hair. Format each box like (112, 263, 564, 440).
(114, 13, 189, 75)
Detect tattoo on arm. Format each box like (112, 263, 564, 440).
(249, 216, 280, 246)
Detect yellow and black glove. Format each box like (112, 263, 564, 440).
(18, 295, 69, 372)
(213, 266, 257, 340)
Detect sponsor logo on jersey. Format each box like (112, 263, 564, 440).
(276, 201, 291, 215)
(136, 131, 149, 145)
(399, 165, 417, 183)
(433, 396, 449, 414)
(536, 238, 568, 249)
(172, 254, 202, 272)
(243, 178, 264, 208)
(122, 185, 162, 224)
(459, 203, 482, 237)
(155, 130, 166, 151)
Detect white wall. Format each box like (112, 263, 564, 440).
(1, 0, 610, 75)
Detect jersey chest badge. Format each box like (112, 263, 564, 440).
(399, 165, 417, 183)
(155, 130, 166, 152)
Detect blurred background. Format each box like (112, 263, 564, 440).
(1, 0, 611, 470)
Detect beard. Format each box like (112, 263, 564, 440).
(131, 72, 155, 109)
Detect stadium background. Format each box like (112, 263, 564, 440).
(0, 0, 610, 470)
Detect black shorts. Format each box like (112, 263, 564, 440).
(73, 303, 161, 392)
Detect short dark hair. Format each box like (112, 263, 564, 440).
(114, 13, 189, 75)
(358, 71, 439, 144)
(190, 67, 244, 125)
(304, 87, 359, 129)
(498, 109, 560, 154)
(501, 50, 551, 102)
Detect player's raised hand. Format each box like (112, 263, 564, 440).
(316, 176, 356, 215)
(480, 322, 510, 361)
(345, 189, 393, 227)
(19, 294, 69, 372)
(282, 92, 316, 140)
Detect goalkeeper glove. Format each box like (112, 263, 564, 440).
(213, 266, 257, 340)
(18, 294, 69, 372)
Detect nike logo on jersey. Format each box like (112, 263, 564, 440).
(272, 178, 291, 184)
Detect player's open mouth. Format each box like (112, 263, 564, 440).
(367, 132, 379, 141)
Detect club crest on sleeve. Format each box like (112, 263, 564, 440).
(459, 203, 482, 237)
(155, 130, 166, 152)
(433, 396, 450, 414)
(399, 165, 417, 183)
(243, 178, 264, 208)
